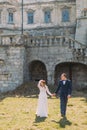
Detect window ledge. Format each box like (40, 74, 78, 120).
(7, 22, 14, 24)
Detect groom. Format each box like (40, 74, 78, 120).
(54, 73, 72, 117)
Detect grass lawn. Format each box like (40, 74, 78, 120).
(0, 91, 87, 130)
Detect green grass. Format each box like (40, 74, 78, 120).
(0, 91, 87, 130)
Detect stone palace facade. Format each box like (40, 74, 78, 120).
(0, 0, 87, 92)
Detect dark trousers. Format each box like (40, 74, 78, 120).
(60, 95, 68, 116)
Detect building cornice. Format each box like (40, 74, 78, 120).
(19, 1, 76, 7)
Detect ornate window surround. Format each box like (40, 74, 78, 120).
(61, 6, 71, 22)
(42, 7, 53, 23)
(7, 8, 16, 13)
(7, 8, 16, 24)
(42, 7, 53, 12)
(27, 9, 35, 24)
(26, 9, 35, 13)
(81, 8, 87, 17)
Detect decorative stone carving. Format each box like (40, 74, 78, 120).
(13, 35, 27, 46)
(7, 8, 16, 12)
(0, 59, 4, 65)
(72, 48, 86, 61)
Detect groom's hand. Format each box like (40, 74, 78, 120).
(67, 95, 71, 98)
(52, 93, 56, 96)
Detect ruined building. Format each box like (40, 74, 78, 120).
(0, 0, 87, 92)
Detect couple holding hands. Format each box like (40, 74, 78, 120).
(36, 73, 72, 118)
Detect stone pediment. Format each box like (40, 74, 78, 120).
(42, 7, 53, 11)
(61, 5, 71, 9)
(7, 8, 16, 12)
(25, 8, 35, 12)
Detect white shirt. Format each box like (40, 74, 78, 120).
(63, 80, 66, 85)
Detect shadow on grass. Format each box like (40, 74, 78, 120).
(58, 117, 72, 128)
(34, 116, 47, 123)
(52, 117, 72, 128)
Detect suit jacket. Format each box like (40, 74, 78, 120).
(55, 80, 72, 97)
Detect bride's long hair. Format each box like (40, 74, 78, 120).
(38, 80, 46, 87)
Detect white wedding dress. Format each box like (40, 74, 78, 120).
(36, 81, 52, 117)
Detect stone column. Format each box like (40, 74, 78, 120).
(47, 66, 55, 85)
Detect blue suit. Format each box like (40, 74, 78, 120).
(55, 80, 72, 116)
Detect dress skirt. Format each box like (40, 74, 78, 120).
(36, 92, 48, 117)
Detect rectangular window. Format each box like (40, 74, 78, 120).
(44, 11, 51, 23)
(8, 12, 14, 23)
(27, 12, 34, 24)
(62, 9, 70, 22)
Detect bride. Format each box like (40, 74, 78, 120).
(36, 80, 52, 117)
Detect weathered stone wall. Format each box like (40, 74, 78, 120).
(72, 63, 87, 89)
(75, 0, 87, 45)
(24, 35, 87, 89)
(0, 44, 25, 93)
(75, 18, 87, 45)
(0, 34, 87, 92)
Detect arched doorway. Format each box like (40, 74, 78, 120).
(54, 62, 87, 89)
(29, 60, 47, 81)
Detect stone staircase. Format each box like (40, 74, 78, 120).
(27, 35, 87, 60)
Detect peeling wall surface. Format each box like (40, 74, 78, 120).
(0, 39, 25, 92)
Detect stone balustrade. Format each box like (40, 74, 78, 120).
(0, 35, 87, 58)
(0, 34, 86, 48)
(0, 35, 26, 46)
(28, 35, 86, 49)
(29, 36, 70, 47)
(0, 35, 15, 46)
(28, 35, 87, 60)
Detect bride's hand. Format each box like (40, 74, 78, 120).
(52, 93, 56, 96)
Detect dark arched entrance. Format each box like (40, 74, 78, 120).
(29, 60, 47, 81)
(54, 62, 87, 89)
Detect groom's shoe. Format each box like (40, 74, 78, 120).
(61, 114, 65, 117)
